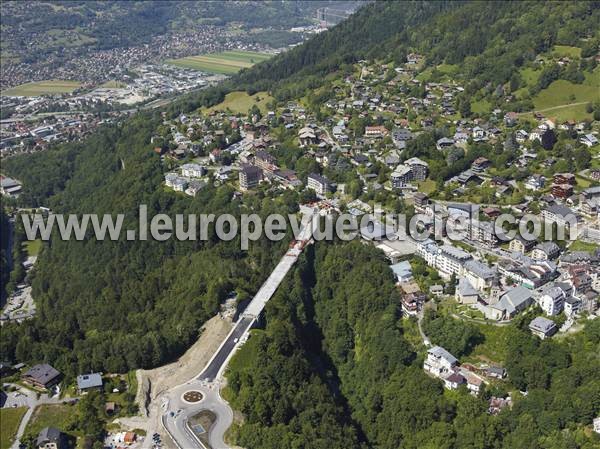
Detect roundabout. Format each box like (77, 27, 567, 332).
(182, 390, 203, 404)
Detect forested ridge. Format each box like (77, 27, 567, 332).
(172, 0, 599, 113)
(226, 240, 600, 449)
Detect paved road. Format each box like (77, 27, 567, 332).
(198, 317, 254, 382)
(161, 212, 315, 449)
(4, 384, 78, 449)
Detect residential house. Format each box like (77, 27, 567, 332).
(255, 150, 278, 173)
(444, 372, 467, 390)
(185, 180, 207, 197)
(76, 373, 103, 393)
(37, 427, 67, 449)
(579, 133, 599, 148)
(564, 296, 582, 318)
(524, 174, 545, 191)
(424, 346, 458, 378)
(529, 316, 557, 339)
(22, 364, 62, 389)
(390, 261, 413, 283)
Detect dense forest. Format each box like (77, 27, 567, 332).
(226, 240, 600, 449)
(0, 113, 303, 379)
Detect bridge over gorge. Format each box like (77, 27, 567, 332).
(162, 213, 314, 449)
(198, 220, 314, 381)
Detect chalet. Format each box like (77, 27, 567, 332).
(436, 137, 454, 150)
(457, 170, 483, 185)
(402, 292, 427, 315)
(298, 126, 317, 147)
(471, 157, 492, 173)
(553, 173, 576, 185)
(22, 364, 61, 389)
(515, 129, 529, 143)
(581, 186, 600, 201)
(551, 183, 574, 199)
(254, 150, 278, 173)
(413, 192, 430, 208)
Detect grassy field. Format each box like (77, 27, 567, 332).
(166, 50, 271, 74)
(203, 91, 273, 114)
(22, 239, 42, 257)
(25, 403, 77, 437)
(466, 323, 515, 365)
(2, 80, 82, 97)
(532, 80, 599, 110)
(568, 240, 599, 252)
(520, 66, 541, 86)
(416, 179, 437, 195)
(471, 98, 492, 114)
(551, 45, 582, 58)
(1, 407, 28, 449)
(100, 80, 127, 88)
